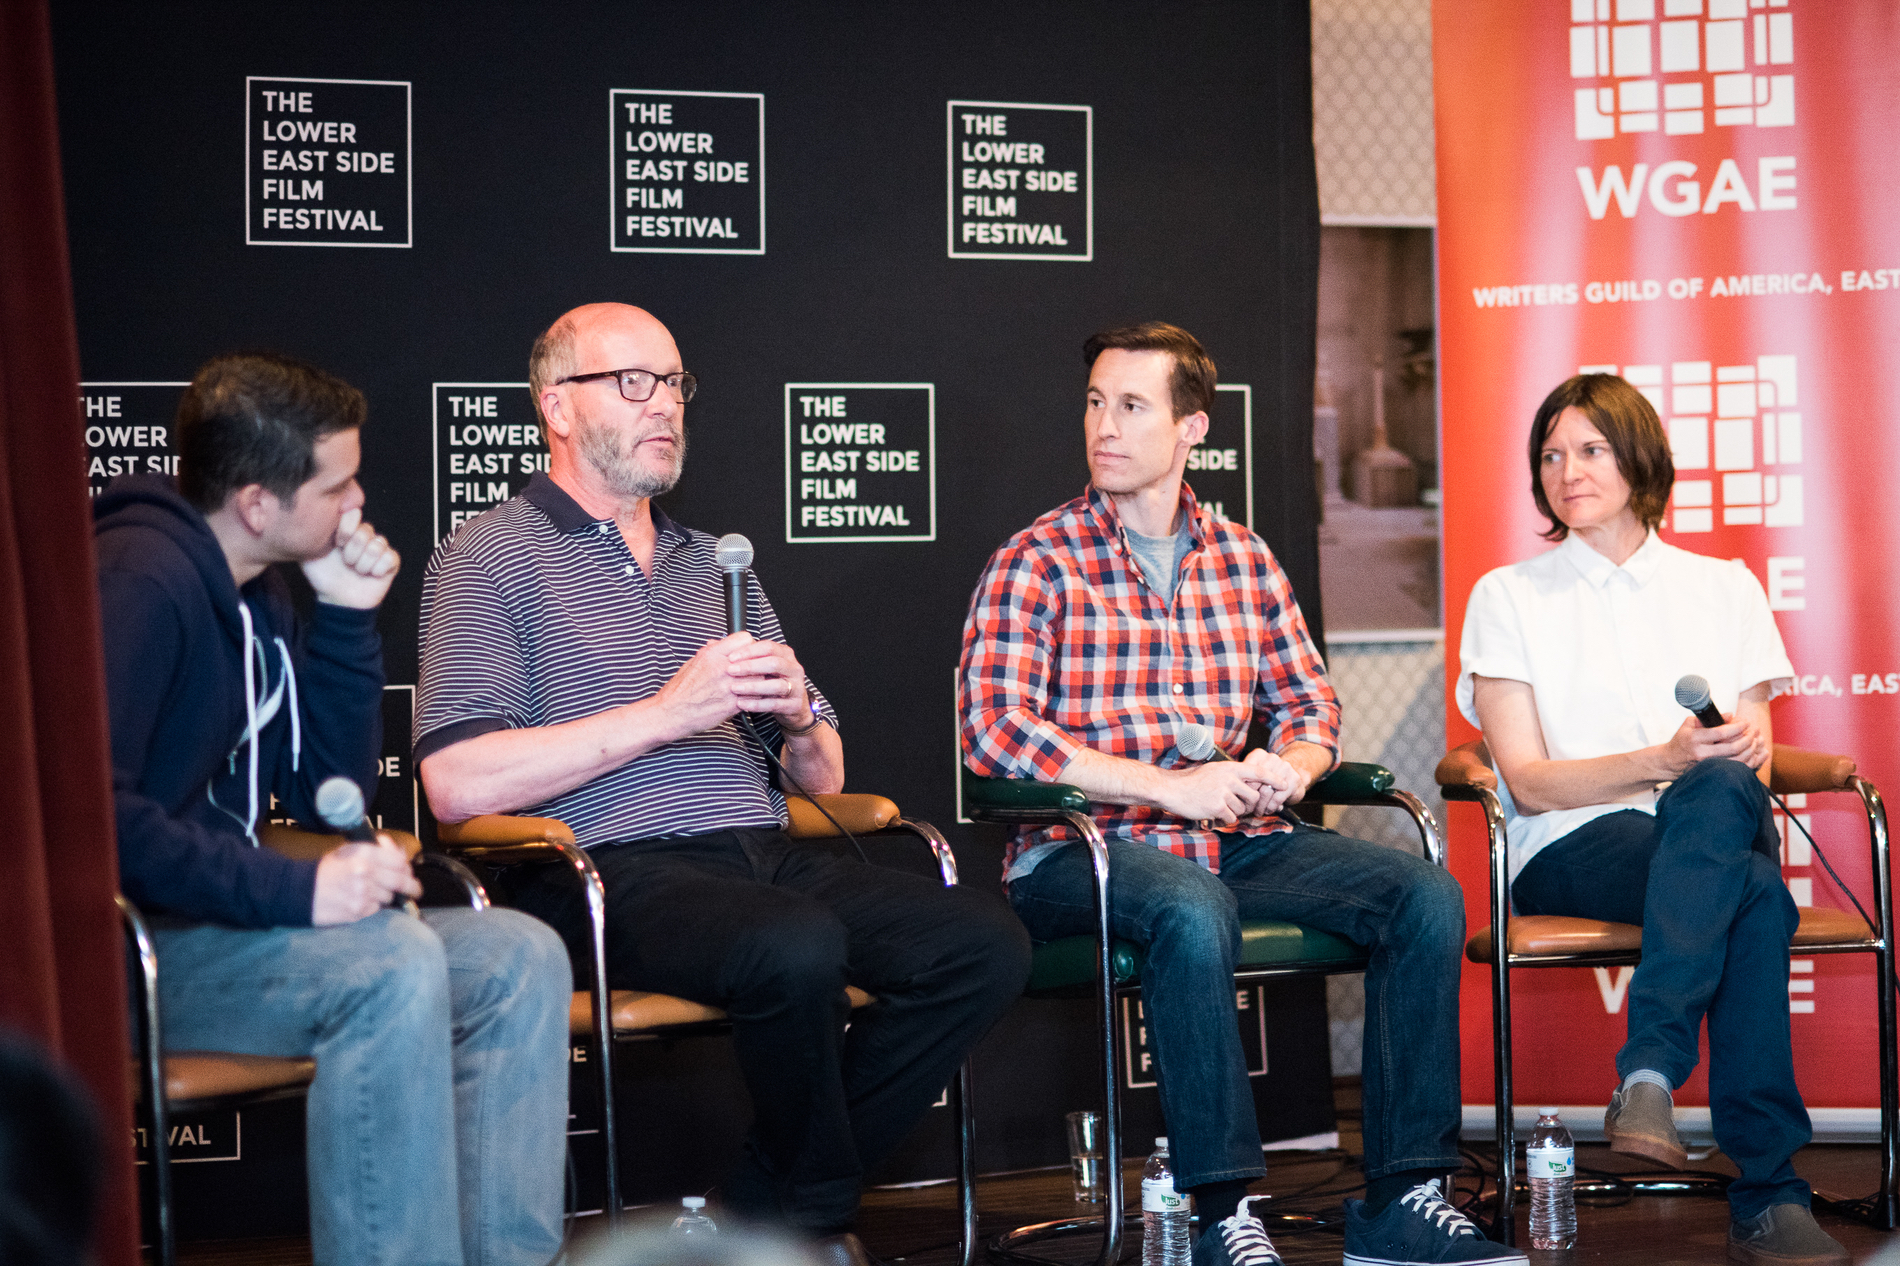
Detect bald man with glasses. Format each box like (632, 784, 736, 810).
(414, 303, 1029, 1255)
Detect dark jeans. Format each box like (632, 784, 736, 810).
(1007, 825, 1466, 1187)
(508, 827, 1031, 1232)
(1511, 758, 1808, 1218)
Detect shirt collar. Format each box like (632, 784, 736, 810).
(1557, 527, 1665, 589)
(522, 472, 691, 541)
(1081, 481, 1212, 549)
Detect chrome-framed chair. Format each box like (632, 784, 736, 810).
(1438, 740, 1898, 1241)
(436, 793, 979, 1264)
(125, 824, 488, 1266)
(962, 761, 1443, 1266)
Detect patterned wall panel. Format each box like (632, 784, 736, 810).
(1312, 0, 1437, 225)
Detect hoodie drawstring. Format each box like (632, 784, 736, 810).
(239, 604, 260, 840)
(209, 604, 301, 843)
(275, 635, 301, 773)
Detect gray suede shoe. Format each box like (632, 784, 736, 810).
(1727, 1202, 1849, 1265)
(1604, 1081, 1687, 1170)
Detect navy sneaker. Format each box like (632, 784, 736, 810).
(1343, 1181, 1527, 1265)
(1192, 1196, 1284, 1265)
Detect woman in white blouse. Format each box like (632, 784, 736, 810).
(1459, 374, 1845, 1266)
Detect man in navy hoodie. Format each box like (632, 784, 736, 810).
(95, 353, 570, 1266)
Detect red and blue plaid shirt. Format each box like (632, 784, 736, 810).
(958, 483, 1340, 875)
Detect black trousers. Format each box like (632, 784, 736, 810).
(508, 826, 1031, 1232)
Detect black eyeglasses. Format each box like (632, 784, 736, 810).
(558, 367, 698, 403)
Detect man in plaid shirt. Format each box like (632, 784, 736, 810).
(958, 324, 1514, 1266)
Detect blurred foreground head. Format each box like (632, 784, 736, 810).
(573, 1223, 823, 1266)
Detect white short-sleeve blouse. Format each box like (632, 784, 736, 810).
(1456, 531, 1793, 881)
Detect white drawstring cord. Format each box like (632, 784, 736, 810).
(238, 603, 261, 841)
(275, 636, 300, 771)
(207, 607, 302, 842)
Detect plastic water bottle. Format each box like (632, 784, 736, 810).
(1141, 1136, 1192, 1266)
(671, 1195, 717, 1236)
(1527, 1108, 1576, 1249)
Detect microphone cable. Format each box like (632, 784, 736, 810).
(1767, 786, 1878, 937)
(738, 712, 870, 866)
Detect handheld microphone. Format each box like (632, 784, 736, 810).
(1673, 675, 1727, 729)
(1176, 722, 1233, 762)
(316, 776, 419, 916)
(713, 534, 867, 863)
(715, 533, 754, 635)
(315, 776, 378, 841)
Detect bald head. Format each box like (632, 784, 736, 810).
(528, 303, 677, 433)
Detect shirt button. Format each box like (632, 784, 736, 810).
(623, 564, 634, 576)
(1172, 683, 1184, 694)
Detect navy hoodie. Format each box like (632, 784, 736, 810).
(94, 475, 384, 927)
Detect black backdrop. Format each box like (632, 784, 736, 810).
(55, 0, 1327, 1229)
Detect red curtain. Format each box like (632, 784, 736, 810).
(0, 1, 139, 1261)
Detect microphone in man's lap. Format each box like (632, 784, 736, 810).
(316, 775, 379, 842)
(1175, 721, 1232, 762)
(317, 776, 419, 914)
(1673, 674, 1727, 729)
(716, 533, 753, 636)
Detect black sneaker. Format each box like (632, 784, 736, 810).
(1342, 1181, 1527, 1265)
(1192, 1196, 1283, 1265)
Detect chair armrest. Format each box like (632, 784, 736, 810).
(257, 823, 422, 863)
(1770, 745, 1857, 796)
(1435, 739, 1496, 792)
(787, 794, 900, 838)
(961, 770, 1090, 816)
(435, 815, 578, 866)
(436, 815, 577, 846)
(1304, 761, 1395, 802)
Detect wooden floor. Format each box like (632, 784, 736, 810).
(169, 1083, 1899, 1265)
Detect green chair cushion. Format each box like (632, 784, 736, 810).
(1025, 920, 1367, 996)
(963, 762, 1394, 817)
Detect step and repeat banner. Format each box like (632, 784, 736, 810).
(55, 0, 1327, 1231)
(1436, 2, 1899, 1120)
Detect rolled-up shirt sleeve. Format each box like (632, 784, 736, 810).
(958, 546, 1087, 781)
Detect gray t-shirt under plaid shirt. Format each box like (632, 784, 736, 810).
(414, 474, 836, 848)
(1125, 519, 1193, 603)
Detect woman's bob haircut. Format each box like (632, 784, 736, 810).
(1528, 373, 1674, 541)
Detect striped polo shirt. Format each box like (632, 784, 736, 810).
(414, 473, 835, 847)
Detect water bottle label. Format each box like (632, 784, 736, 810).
(1526, 1146, 1574, 1179)
(1141, 1176, 1186, 1212)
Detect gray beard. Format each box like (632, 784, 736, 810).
(579, 419, 686, 499)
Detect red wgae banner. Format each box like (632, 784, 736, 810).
(1435, 0, 1899, 1120)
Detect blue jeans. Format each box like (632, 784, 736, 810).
(151, 907, 571, 1266)
(1511, 758, 1808, 1218)
(1008, 826, 1466, 1188)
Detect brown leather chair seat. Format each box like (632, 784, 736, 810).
(569, 986, 878, 1034)
(1466, 905, 1873, 962)
(139, 1052, 317, 1112)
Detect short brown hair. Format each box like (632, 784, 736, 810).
(176, 353, 366, 513)
(1528, 373, 1674, 541)
(1083, 322, 1216, 419)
